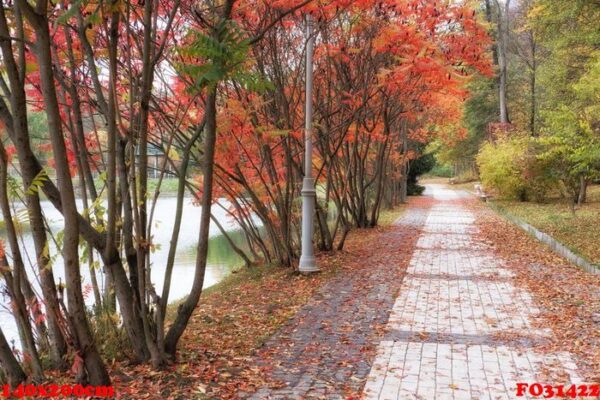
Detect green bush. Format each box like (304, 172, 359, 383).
(477, 135, 529, 200)
(522, 143, 559, 202)
(407, 182, 426, 196)
(429, 163, 453, 178)
(408, 153, 435, 184)
(477, 134, 560, 201)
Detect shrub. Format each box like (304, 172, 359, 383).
(522, 143, 558, 202)
(453, 170, 478, 184)
(477, 135, 529, 200)
(407, 183, 426, 196)
(429, 163, 453, 178)
(408, 153, 435, 184)
(477, 133, 561, 201)
(406, 153, 434, 197)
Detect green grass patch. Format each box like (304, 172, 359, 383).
(147, 177, 180, 195)
(449, 181, 478, 193)
(91, 177, 181, 196)
(491, 185, 600, 265)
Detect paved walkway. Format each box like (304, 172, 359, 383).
(363, 185, 583, 400)
(246, 196, 431, 399)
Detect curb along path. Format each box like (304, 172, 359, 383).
(362, 184, 584, 400)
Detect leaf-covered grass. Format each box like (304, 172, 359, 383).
(421, 177, 478, 193)
(476, 202, 600, 382)
(378, 204, 407, 226)
(491, 185, 600, 265)
(448, 180, 479, 193)
(114, 204, 413, 399)
(116, 262, 337, 399)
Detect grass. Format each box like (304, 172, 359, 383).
(165, 262, 302, 322)
(421, 176, 479, 193)
(118, 201, 413, 398)
(147, 177, 180, 195)
(490, 185, 600, 265)
(164, 262, 329, 354)
(378, 204, 408, 226)
(124, 251, 342, 398)
(90, 176, 181, 196)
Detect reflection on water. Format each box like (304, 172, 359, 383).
(155, 228, 248, 299)
(0, 197, 249, 347)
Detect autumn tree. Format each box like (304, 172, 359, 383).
(0, 0, 490, 386)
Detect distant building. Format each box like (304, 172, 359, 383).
(137, 142, 179, 179)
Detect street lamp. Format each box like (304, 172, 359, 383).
(299, 14, 319, 273)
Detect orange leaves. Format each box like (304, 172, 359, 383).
(4, 145, 16, 164)
(408, 127, 431, 144)
(476, 205, 600, 382)
(0, 241, 9, 275)
(373, 25, 413, 54)
(113, 264, 331, 399)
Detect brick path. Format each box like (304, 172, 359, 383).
(246, 197, 431, 399)
(363, 185, 583, 400)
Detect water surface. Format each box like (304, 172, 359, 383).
(0, 196, 247, 347)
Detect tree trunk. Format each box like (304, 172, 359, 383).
(577, 176, 587, 206)
(132, 0, 165, 368)
(400, 120, 409, 203)
(315, 202, 333, 251)
(60, 27, 103, 311)
(0, 143, 44, 381)
(529, 35, 537, 136)
(0, 8, 68, 370)
(497, 0, 511, 124)
(485, 0, 499, 66)
(19, 3, 110, 384)
(164, 88, 218, 357)
(0, 328, 26, 387)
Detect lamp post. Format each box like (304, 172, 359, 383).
(299, 14, 319, 273)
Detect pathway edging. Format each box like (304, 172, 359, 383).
(362, 185, 584, 400)
(488, 202, 600, 275)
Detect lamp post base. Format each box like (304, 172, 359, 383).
(298, 177, 320, 273)
(299, 255, 319, 273)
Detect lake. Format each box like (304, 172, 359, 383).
(0, 196, 249, 347)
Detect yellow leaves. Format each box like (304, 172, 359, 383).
(416, 46, 428, 59)
(25, 61, 38, 73)
(268, 129, 291, 137)
(527, 4, 547, 21)
(477, 203, 600, 382)
(85, 27, 97, 44)
(167, 147, 180, 162)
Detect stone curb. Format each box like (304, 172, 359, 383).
(487, 202, 600, 276)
